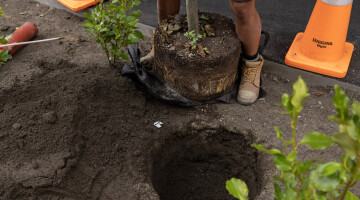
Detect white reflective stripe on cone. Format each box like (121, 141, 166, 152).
(321, 0, 353, 6)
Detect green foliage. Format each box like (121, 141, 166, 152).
(227, 76, 360, 200)
(184, 30, 203, 50)
(83, 0, 144, 66)
(0, 7, 12, 67)
(0, 50, 12, 67)
(226, 178, 249, 200)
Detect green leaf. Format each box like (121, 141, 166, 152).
(116, 51, 128, 61)
(200, 14, 209, 20)
(83, 12, 93, 19)
(0, 50, 12, 62)
(84, 29, 93, 34)
(0, 7, 3, 16)
(333, 131, 357, 159)
(127, 33, 138, 43)
(131, 10, 142, 17)
(356, 171, 360, 182)
(283, 184, 297, 200)
(332, 85, 351, 121)
(345, 191, 360, 200)
(300, 132, 333, 150)
(273, 154, 292, 171)
(352, 100, 360, 116)
(314, 191, 328, 200)
(284, 172, 297, 187)
(133, 0, 141, 6)
(20, 11, 28, 15)
(320, 162, 341, 176)
(346, 122, 359, 141)
(291, 76, 310, 111)
(129, 18, 140, 27)
(313, 172, 341, 191)
(281, 93, 290, 107)
(333, 85, 351, 110)
(274, 126, 283, 141)
(94, 24, 102, 31)
(0, 50, 12, 67)
(252, 144, 282, 155)
(280, 93, 295, 117)
(287, 151, 297, 162)
(297, 160, 316, 173)
(125, 16, 136, 23)
(100, 27, 109, 32)
(83, 21, 95, 27)
(273, 175, 282, 183)
(0, 37, 7, 44)
(133, 30, 145, 40)
(274, 183, 282, 200)
(226, 178, 249, 200)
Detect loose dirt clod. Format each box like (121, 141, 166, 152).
(43, 111, 57, 124)
(12, 122, 21, 130)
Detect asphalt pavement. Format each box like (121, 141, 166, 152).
(34, 0, 360, 87)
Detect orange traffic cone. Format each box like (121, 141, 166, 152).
(57, 0, 101, 12)
(285, 0, 354, 78)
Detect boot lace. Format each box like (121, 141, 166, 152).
(242, 66, 261, 87)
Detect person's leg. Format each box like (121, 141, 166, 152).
(141, 0, 181, 65)
(230, 0, 261, 57)
(229, 0, 263, 105)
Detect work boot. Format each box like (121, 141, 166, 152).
(237, 55, 264, 105)
(140, 30, 155, 68)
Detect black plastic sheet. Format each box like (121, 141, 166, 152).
(122, 43, 267, 107)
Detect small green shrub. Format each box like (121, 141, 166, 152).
(83, 0, 144, 66)
(0, 7, 12, 67)
(227, 77, 360, 200)
(184, 30, 204, 50)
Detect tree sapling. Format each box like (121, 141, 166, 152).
(83, 0, 144, 67)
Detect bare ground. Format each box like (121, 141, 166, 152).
(0, 0, 359, 199)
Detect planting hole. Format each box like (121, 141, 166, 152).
(151, 128, 262, 199)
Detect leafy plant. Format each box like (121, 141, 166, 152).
(83, 0, 144, 66)
(184, 30, 203, 50)
(0, 7, 12, 67)
(0, 50, 12, 67)
(227, 77, 360, 200)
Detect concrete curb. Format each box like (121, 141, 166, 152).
(264, 60, 360, 91)
(34, 0, 360, 92)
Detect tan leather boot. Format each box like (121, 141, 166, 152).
(237, 55, 264, 105)
(140, 30, 155, 67)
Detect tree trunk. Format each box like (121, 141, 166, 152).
(186, 0, 199, 34)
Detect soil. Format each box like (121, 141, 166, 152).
(0, 1, 360, 200)
(153, 13, 241, 101)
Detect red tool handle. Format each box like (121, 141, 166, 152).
(0, 22, 38, 55)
